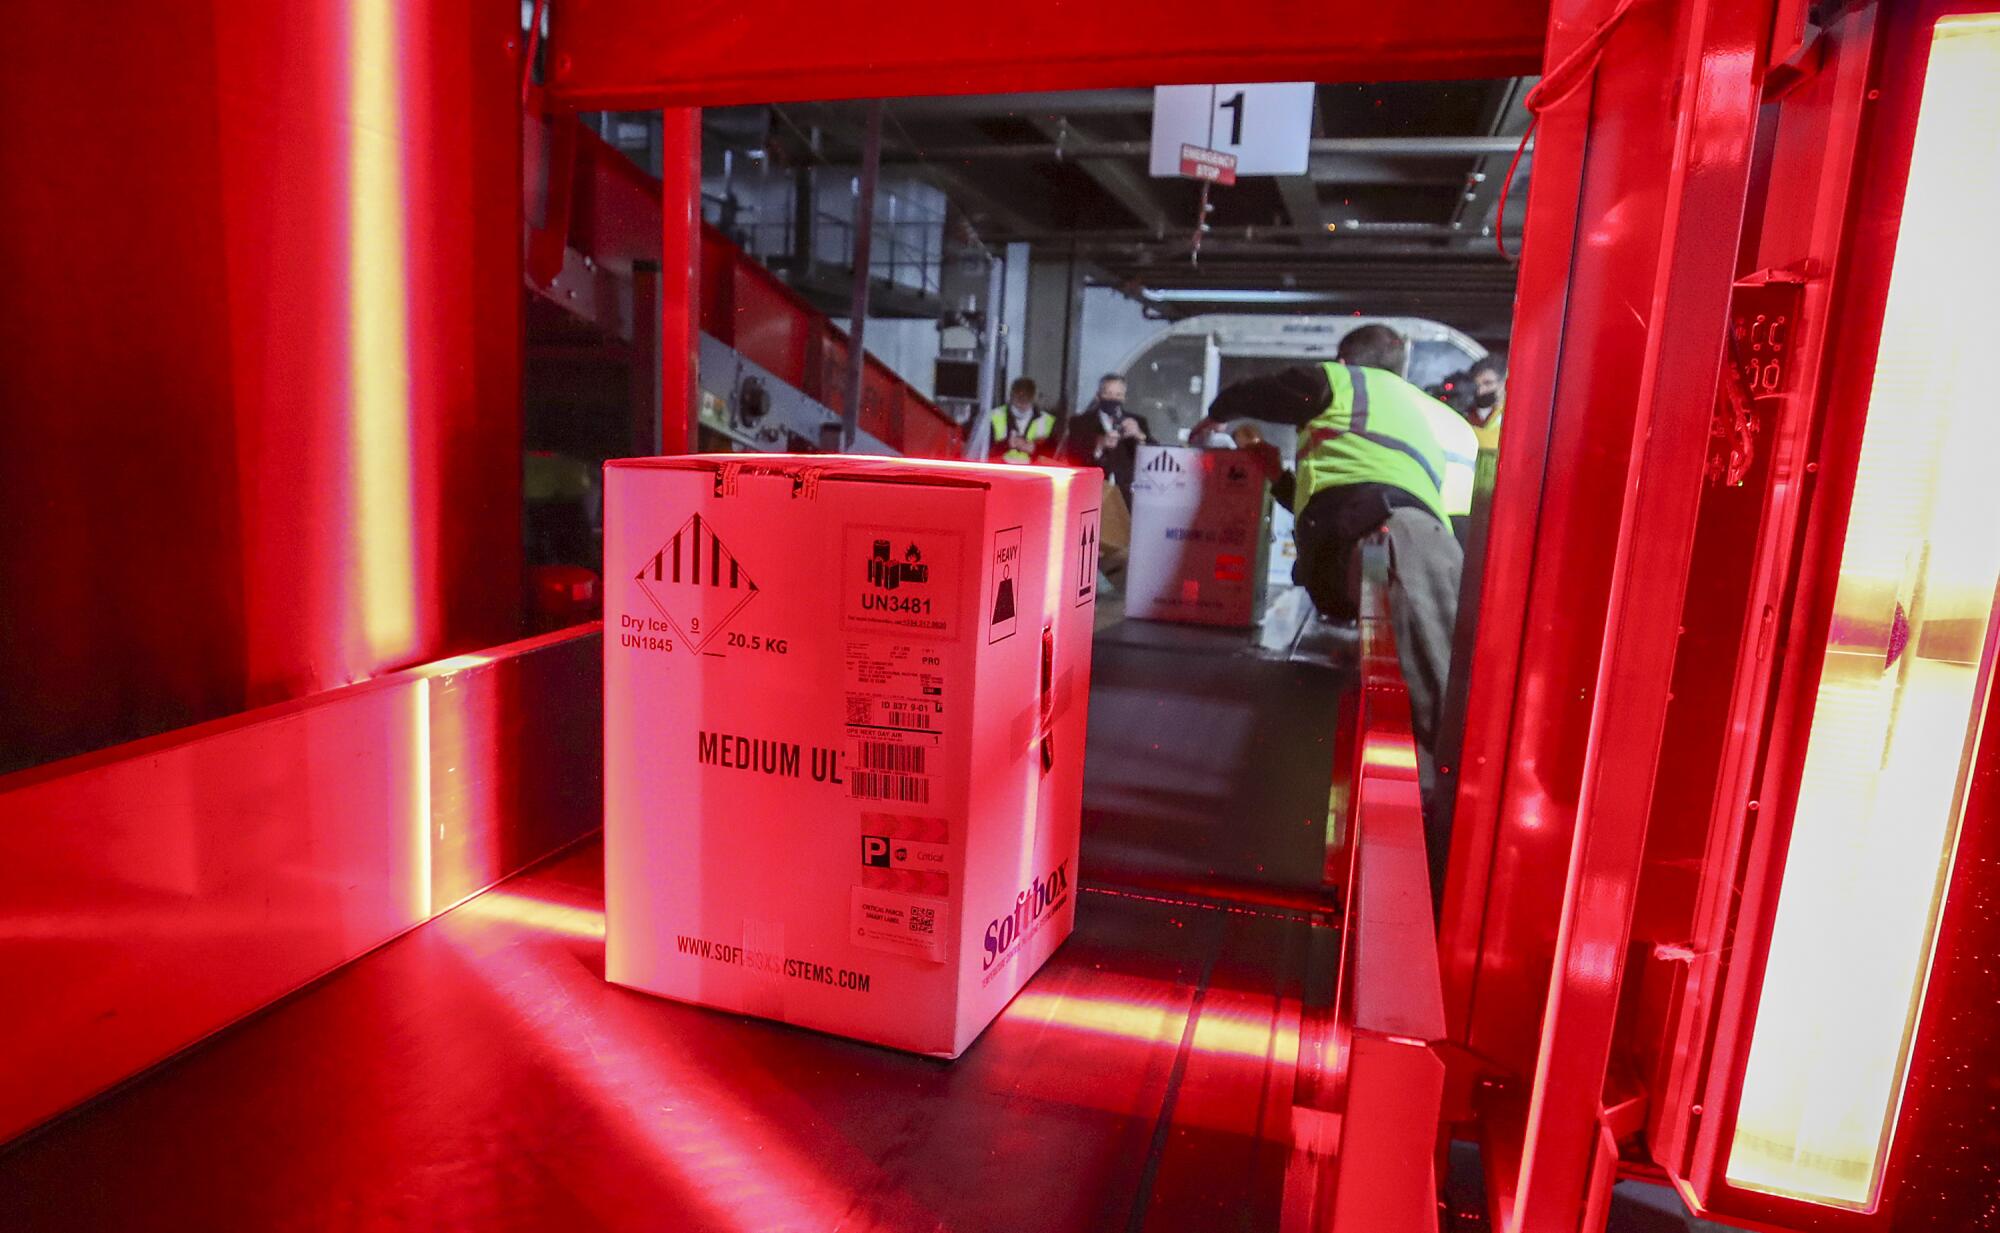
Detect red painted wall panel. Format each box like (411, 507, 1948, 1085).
(548, 0, 1549, 108)
(0, 1, 523, 771)
(0, 629, 602, 1145)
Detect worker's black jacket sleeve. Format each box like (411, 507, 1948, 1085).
(1205, 365, 1332, 428)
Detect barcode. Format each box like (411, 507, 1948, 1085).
(845, 697, 872, 725)
(910, 906, 936, 935)
(857, 742, 927, 774)
(881, 709, 934, 731)
(850, 771, 930, 803)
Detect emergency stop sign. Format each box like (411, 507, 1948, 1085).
(1179, 144, 1237, 185)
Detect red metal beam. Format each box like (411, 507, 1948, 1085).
(546, 0, 1550, 109)
(660, 108, 702, 454)
(1505, 1, 1769, 1228)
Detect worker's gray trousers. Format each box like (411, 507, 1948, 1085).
(1380, 508, 1463, 906)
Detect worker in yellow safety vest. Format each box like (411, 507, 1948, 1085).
(988, 377, 1059, 464)
(1419, 391, 1479, 526)
(1189, 324, 1464, 886)
(1467, 352, 1506, 455)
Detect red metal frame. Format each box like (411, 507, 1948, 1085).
(1506, 2, 1770, 1228)
(661, 108, 703, 454)
(1663, 6, 2000, 1229)
(1637, 7, 1880, 1191)
(1315, 541, 1449, 1233)
(543, 5, 2000, 1232)
(1437, 7, 1775, 1227)
(545, 1, 1549, 110)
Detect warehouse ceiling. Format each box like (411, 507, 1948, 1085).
(720, 81, 1532, 342)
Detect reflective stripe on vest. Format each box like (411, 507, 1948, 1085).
(1416, 396, 1480, 519)
(1294, 363, 1450, 524)
(991, 407, 1055, 462)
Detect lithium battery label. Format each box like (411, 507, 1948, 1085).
(850, 885, 948, 964)
(842, 527, 962, 639)
(633, 512, 760, 654)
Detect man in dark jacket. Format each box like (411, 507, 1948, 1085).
(1065, 373, 1151, 500)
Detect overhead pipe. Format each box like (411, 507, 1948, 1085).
(883, 89, 1156, 118)
(982, 222, 1519, 247)
(882, 134, 1530, 163)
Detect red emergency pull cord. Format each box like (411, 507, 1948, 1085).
(1496, 0, 1655, 259)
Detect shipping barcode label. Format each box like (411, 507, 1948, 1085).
(850, 770, 930, 803)
(856, 741, 927, 774)
(846, 693, 945, 733)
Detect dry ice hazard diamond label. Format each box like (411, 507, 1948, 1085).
(634, 512, 759, 654)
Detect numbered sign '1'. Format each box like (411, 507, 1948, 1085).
(1149, 83, 1314, 178)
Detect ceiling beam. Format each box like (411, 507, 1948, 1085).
(883, 90, 1155, 119)
(1028, 114, 1175, 235)
(909, 162, 1044, 239)
(1275, 176, 1326, 235)
(1447, 76, 1535, 248)
(778, 100, 1046, 239)
(881, 134, 1531, 164)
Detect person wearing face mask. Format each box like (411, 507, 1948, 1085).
(988, 377, 1060, 464)
(1065, 372, 1152, 502)
(1466, 353, 1506, 454)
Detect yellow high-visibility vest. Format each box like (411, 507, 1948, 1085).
(1294, 363, 1449, 524)
(990, 405, 1057, 463)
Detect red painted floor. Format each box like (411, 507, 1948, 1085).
(2, 843, 1334, 1232)
(1, 619, 1344, 1231)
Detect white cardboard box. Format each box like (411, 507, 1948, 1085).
(1124, 446, 1272, 627)
(603, 454, 1102, 1057)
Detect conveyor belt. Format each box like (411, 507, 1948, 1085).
(1083, 593, 1352, 908)
(2, 613, 1346, 1232)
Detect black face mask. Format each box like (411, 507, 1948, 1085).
(1097, 398, 1124, 416)
(1473, 390, 1499, 409)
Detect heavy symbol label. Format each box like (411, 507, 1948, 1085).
(989, 525, 1022, 644)
(634, 512, 759, 654)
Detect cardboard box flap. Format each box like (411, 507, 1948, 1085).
(605, 453, 1030, 494)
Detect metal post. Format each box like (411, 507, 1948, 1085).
(659, 107, 702, 455)
(630, 261, 661, 456)
(976, 253, 1003, 419)
(841, 99, 884, 452)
